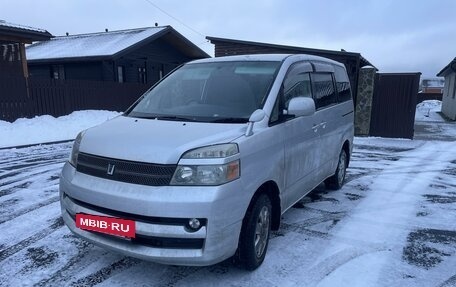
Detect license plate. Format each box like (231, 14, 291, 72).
(76, 213, 136, 238)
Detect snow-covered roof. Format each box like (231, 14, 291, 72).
(0, 20, 52, 42)
(26, 26, 169, 61)
(0, 20, 48, 33)
(421, 78, 444, 88)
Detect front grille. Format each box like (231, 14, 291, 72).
(76, 153, 176, 186)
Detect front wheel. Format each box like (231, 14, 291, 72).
(238, 194, 272, 270)
(325, 149, 348, 190)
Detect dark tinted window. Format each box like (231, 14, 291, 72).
(311, 73, 336, 109)
(270, 63, 312, 124)
(334, 65, 352, 102)
(283, 69, 312, 107)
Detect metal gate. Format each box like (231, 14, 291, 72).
(370, 73, 421, 139)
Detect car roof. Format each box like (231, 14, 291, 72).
(188, 54, 344, 68)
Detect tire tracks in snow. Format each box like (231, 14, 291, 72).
(69, 257, 141, 287)
(0, 156, 67, 173)
(0, 217, 64, 262)
(0, 147, 70, 169)
(33, 239, 94, 287)
(0, 166, 62, 200)
(439, 274, 456, 287)
(0, 196, 59, 225)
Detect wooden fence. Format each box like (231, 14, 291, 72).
(0, 76, 151, 122)
(416, 92, 443, 104)
(369, 73, 421, 139)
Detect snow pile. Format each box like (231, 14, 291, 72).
(0, 110, 121, 148)
(415, 100, 443, 121)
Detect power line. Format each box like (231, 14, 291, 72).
(143, 0, 205, 38)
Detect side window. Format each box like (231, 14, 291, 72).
(334, 65, 352, 102)
(283, 66, 312, 107)
(311, 73, 336, 109)
(270, 63, 312, 125)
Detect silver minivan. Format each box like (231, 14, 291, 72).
(60, 54, 354, 270)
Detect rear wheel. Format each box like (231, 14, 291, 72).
(325, 149, 348, 190)
(238, 194, 271, 270)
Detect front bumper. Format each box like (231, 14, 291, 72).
(59, 162, 248, 266)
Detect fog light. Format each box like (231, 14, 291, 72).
(188, 218, 201, 230)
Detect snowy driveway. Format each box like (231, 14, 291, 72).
(0, 137, 456, 287)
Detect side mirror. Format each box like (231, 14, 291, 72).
(245, 109, 265, 137)
(248, 109, 265, 123)
(287, 97, 316, 117)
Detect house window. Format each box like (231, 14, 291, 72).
(159, 65, 164, 79)
(453, 74, 456, 99)
(446, 76, 452, 98)
(138, 67, 147, 84)
(51, 65, 65, 80)
(117, 66, 124, 83)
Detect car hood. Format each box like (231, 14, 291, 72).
(79, 116, 246, 164)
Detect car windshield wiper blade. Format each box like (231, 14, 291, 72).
(155, 116, 198, 122)
(210, 117, 248, 123)
(128, 114, 158, 119)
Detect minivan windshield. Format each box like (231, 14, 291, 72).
(127, 61, 281, 123)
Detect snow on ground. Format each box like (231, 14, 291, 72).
(0, 125, 456, 286)
(0, 110, 121, 148)
(414, 100, 456, 141)
(1, 138, 455, 286)
(415, 100, 443, 122)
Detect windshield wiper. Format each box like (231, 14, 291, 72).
(210, 117, 248, 123)
(155, 116, 198, 122)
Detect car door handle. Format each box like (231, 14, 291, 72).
(312, 124, 319, 132)
(320, 121, 327, 129)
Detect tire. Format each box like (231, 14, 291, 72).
(238, 194, 272, 270)
(325, 149, 348, 190)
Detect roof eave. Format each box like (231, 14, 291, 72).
(206, 36, 376, 69)
(206, 36, 359, 56)
(27, 55, 111, 64)
(0, 26, 52, 42)
(111, 26, 172, 59)
(166, 27, 210, 58)
(436, 59, 456, 77)
(113, 26, 209, 59)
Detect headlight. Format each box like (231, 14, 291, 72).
(182, 143, 238, 159)
(69, 131, 84, 167)
(171, 144, 240, 186)
(171, 160, 240, 186)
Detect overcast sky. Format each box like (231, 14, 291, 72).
(3, 0, 456, 78)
